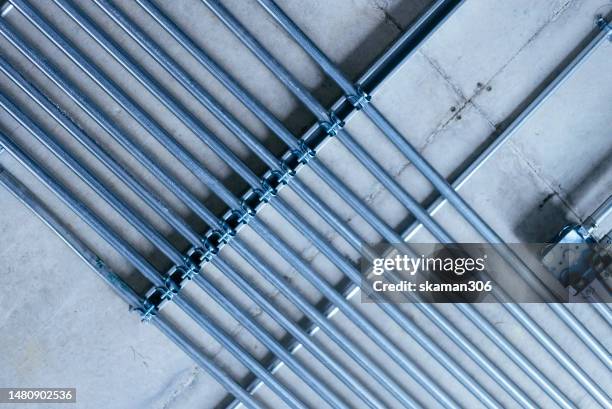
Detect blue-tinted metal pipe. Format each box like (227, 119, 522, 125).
(592, 302, 612, 328)
(0, 57, 357, 409)
(19, 1, 450, 406)
(59, 2, 491, 407)
(136, 0, 406, 252)
(69, 0, 378, 263)
(0, 166, 265, 409)
(197, 1, 577, 407)
(0, 8, 411, 407)
(73, 3, 515, 406)
(0, 29, 388, 409)
(548, 303, 611, 371)
(502, 303, 611, 406)
(0, 133, 279, 409)
(201, 0, 455, 245)
(401, 28, 610, 243)
(0, 106, 308, 409)
(0, 27, 381, 409)
(243, 1, 612, 405)
(248, 14, 611, 386)
(253, 0, 560, 302)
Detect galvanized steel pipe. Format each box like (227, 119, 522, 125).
(253, 0, 563, 303)
(0, 9, 417, 407)
(0, 24, 390, 409)
(13, 2, 460, 406)
(0, 120, 310, 409)
(0, 58, 361, 409)
(0, 166, 265, 409)
(239, 1, 612, 404)
(197, 2, 584, 408)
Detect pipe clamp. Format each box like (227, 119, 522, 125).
(320, 112, 345, 136)
(596, 16, 612, 40)
(347, 87, 371, 110)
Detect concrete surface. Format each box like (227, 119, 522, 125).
(0, 0, 610, 408)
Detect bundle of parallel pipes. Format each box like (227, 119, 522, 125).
(0, 0, 610, 408)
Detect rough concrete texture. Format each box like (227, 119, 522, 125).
(0, 0, 611, 408)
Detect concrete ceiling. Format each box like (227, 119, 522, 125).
(0, 0, 610, 408)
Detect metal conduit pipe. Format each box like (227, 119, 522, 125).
(216, 6, 605, 404)
(82, 0, 378, 262)
(128, 2, 480, 405)
(501, 303, 612, 407)
(593, 303, 612, 328)
(252, 0, 569, 304)
(396, 252, 603, 406)
(0, 46, 394, 409)
(136, 0, 413, 256)
(80, 3, 566, 408)
(585, 194, 612, 234)
(202, 1, 455, 245)
(244, 220, 452, 408)
(71, 0, 377, 257)
(0, 137, 274, 409)
(1, 2, 608, 404)
(134, 0, 458, 256)
(0, 54, 384, 409)
(209, 0, 605, 399)
(7, 2, 604, 404)
(131, 4, 568, 408)
(195, 1, 582, 407)
(394, 23, 610, 241)
(456, 282, 592, 408)
(460, 273, 612, 407)
(381, 250, 579, 409)
(80, 2, 522, 408)
(386, 21, 612, 407)
(254, 9, 612, 376)
(380, 243, 582, 408)
(586, 291, 612, 328)
(0, 119, 310, 409)
(61, 0, 382, 289)
(105, 2, 547, 407)
(394, 21, 612, 367)
(584, 193, 612, 326)
(394, 18, 611, 340)
(10, 2, 459, 407)
(0, 68, 354, 409)
(224, 240, 419, 409)
(0, 13, 417, 409)
(548, 303, 611, 371)
(0, 104, 316, 408)
(186, 8, 600, 405)
(263, 3, 612, 400)
(0, 167, 266, 409)
(0, 26, 389, 409)
(7, 6, 432, 409)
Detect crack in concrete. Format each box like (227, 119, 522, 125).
(485, 0, 575, 93)
(461, 0, 576, 122)
(480, 0, 575, 120)
(418, 0, 576, 131)
(419, 49, 498, 130)
(159, 365, 201, 409)
(129, 345, 151, 370)
(507, 140, 581, 220)
(389, 0, 581, 223)
(370, 0, 403, 32)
